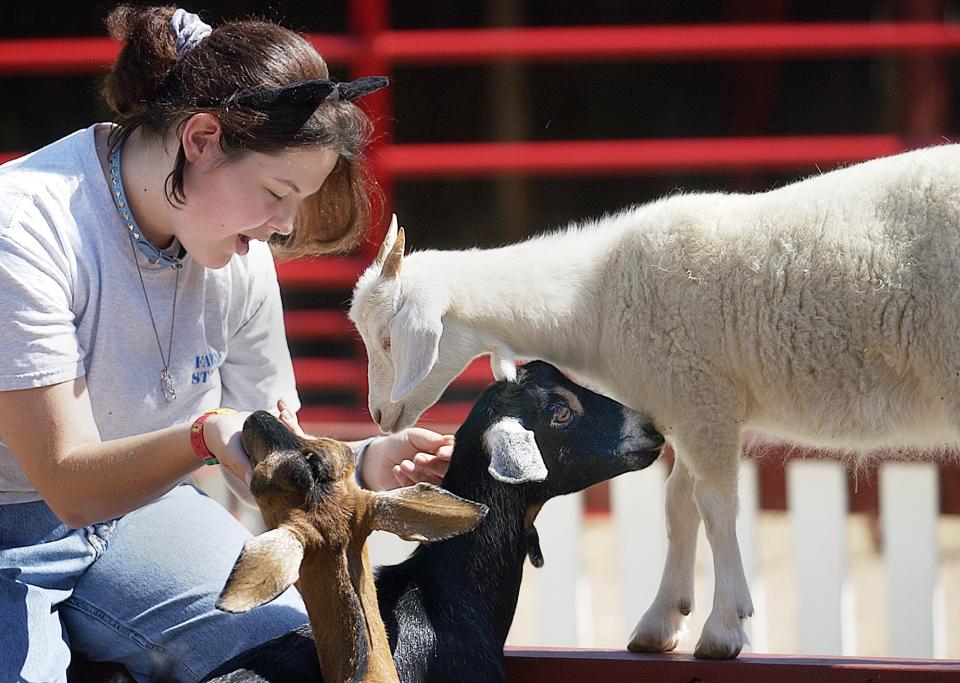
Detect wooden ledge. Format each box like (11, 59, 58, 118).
(504, 647, 960, 682)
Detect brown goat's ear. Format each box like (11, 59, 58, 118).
(216, 526, 305, 613)
(370, 483, 488, 542)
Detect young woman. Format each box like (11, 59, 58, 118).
(0, 6, 450, 681)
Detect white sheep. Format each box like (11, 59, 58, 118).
(349, 144, 960, 659)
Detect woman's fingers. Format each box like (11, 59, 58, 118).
(277, 398, 305, 436)
(413, 452, 450, 478)
(405, 428, 455, 453)
(393, 457, 445, 486)
(392, 463, 418, 487)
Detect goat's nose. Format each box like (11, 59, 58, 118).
(644, 424, 665, 446)
(372, 408, 382, 426)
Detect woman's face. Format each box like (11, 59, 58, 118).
(177, 128, 339, 269)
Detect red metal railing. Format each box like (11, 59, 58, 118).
(6, 23, 960, 74)
(374, 22, 960, 62)
(378, 135, 910, 178)
(2, 5, 958, 474)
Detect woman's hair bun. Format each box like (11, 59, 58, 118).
(102, 4, 179, 117)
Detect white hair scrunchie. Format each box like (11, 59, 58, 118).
(169, 8, 212, 57)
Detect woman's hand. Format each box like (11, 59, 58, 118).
(200, 410, 255, 486)
(361, 428, 455, 491)
(206, 401, 300, 507)
(275, 400, 454, 492)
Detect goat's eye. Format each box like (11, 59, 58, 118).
(551, 405, 573, 426)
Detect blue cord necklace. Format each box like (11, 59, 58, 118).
(108, 143, 184, 268)
(108, 142, 180, 402)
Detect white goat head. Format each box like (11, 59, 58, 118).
(349, 215, 515, 432)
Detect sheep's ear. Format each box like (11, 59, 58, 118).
(389, 296, 443, 401)
(369, 483, 488, 542)
(491, 345, 517, 381)
(216, 526, 304, 613)
(381, 227, 405, 279)
(485, 417, 548, 483)
(374, 214, 400, 268)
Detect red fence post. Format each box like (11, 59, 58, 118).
(349, 0, 394, 259)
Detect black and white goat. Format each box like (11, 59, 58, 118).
(200, 360, 664, 682)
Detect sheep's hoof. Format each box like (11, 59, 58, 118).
(693, 614, 747, 660)
(627, 634, 679, 653)
(626, 611, 684, 653)
(693, 639, 743, 660)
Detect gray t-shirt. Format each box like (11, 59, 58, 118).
(0, 124, 300, 504)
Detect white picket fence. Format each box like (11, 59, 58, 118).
(195, 458, 947, 658)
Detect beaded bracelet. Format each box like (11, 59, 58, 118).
(190, 408, 236, 466)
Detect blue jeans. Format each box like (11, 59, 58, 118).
(0, 484, 309, 683)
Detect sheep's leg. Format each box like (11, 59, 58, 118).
(689, 446, 753, 659)
(627, 455, 700, 653)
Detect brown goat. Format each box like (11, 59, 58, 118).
(216, 411, 487, 683)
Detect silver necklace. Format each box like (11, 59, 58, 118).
(108, 142, 180, 402)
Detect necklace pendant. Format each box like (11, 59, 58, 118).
(160, 368, 177, 402)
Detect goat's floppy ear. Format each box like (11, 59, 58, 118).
(381, 227, 405, 279)
(389, 296, 443, 401)
(216, 526, 305, 613)
(484, 417, 548, 483)
(490, 345, 517, 381)
(369, 483, 488, 542)
(374, 214, 400, 268)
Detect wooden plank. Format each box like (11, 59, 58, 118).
(611, 460, 667, 636)
(737, 460, 767, 652)
(749, 445, 960, 515)
(880, 462, 944, 658)
(787, 459, 854, 655)
(940, 465, 960, 514)
(535, 492, 586, 646)
(503, 648, 960, 682)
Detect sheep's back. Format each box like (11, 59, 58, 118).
(593, 146, 960, 451)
